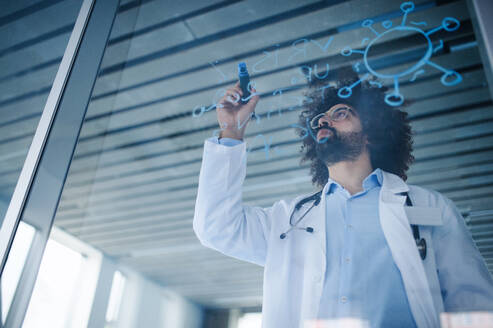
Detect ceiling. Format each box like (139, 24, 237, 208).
(1, 0, 493, 310)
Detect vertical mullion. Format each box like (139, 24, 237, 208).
(467, 0, 493, 99)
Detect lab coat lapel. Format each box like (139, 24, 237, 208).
(379, 171, 439, 328)
(296, 183, 330, 324)
(305, 181, 331, 257)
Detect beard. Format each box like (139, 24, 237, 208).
(315, 127, 366, 165)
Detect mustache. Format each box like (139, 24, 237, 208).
(315, 123, 337, 136)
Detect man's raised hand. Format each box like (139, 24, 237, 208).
(216, 82, 259, 140)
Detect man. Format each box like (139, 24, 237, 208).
(193, 71, 493, 328)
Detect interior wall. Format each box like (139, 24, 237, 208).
(91, 256, 205, 328)
(202, 308, 231, 328)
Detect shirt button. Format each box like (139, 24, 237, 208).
(340, 296, 348, 303)
(345, 257, 351, 263)
(347, 224, 353, 229)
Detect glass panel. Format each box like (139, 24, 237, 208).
(0, 1, 84, 324)
(0, 0, 83, 223)
(51, 0, 493, 327)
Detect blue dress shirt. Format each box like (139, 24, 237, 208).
(318, 169, 416, 327)
(210, 137, 416, 327)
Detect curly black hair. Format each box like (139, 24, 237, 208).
(296, 67, 415, 189)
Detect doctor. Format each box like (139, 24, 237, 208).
(193, 71, 493, 328)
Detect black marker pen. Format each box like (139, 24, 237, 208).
(238, 62, 256, 118)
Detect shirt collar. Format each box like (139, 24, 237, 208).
(326, 168, 383, 195)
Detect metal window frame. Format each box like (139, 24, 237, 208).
(0, 0, 120, 326)
(467, 0, 493, 99)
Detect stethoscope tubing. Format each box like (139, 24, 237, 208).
(279, 190, 427, 260)
(280, 201, 317, 239)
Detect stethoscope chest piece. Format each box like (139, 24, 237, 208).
(279, 226, 314, 239)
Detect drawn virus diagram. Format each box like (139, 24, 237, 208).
(339, 1, 462, 106)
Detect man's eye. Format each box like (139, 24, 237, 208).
(334, 109, 346, 118)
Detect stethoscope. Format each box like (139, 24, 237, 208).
(279, 190, 427, 260)
(279, 190, 322, 239)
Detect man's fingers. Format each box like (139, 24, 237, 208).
(244, 87, 260, 107)
(224, 89, 241, 104)
(218, 84, 259, 117)
(217, 93, 234, 109)
(248, 93, 260, 109)
(216, 100, 231, 111)
(232, 86, 243, 97)
(225, 86, 243, 100)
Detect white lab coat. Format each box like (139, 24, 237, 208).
(193, 140, 493, 328)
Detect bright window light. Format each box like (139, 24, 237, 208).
(1, 221, 35, 323)
(22, 238, 83, 328)
(238, 312, 262, 328)
(105, 270, 126, 323)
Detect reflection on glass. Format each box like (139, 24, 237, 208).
(0, 1, 83, 324)
(0, 0, 83, 222)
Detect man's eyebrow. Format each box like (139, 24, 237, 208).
(329, 104, 351, 112)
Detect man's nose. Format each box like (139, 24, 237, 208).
(318, 115, 333, 128)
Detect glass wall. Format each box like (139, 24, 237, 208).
(6, 0, 493, 326)
(0, 0, 83, 325)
